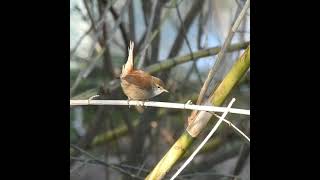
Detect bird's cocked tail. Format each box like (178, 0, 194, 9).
(121, 41, 134, 78)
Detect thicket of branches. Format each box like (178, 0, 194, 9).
(70, 0, 250, 179)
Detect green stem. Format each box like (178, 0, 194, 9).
(146, 131, 194, 180)
(146, 46, 250, 180)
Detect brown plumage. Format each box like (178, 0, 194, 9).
(120, 41, 168, 109)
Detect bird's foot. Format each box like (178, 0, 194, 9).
(127, 98, 131, 108)
(139, 100, 148, 107)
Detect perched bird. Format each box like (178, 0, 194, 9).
(120, 41, 168, 111)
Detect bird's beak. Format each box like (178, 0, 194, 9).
(163, 89, 169, 93)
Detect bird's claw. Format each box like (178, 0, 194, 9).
(127, 99, 131, 108)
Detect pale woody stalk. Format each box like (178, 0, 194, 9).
(70, 99, 250, 116)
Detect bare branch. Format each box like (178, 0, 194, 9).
(211, 113, 250, 143)
(70, 144, 145, 179)
(83, 0, 97, 31)
(137, 0, 159, 69)
(70, 0, 130, 95)
(178, 172, 239, 179)
(196, 0, 250, 105)
(232, 143, 250, 175)
(128, 0, 135, 42)
(110, 6, 129, 53)
(70, 25, 94, 59)
(70, 48, 105, 95)
(175, 2, 203, 85)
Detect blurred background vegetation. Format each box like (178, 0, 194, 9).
(70, 0, 250, 179)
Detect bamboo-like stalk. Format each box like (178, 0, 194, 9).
(210, 46, 250, 105)
(91, 119, 140, 147)
(146, 131, 194, 180)
(145, 46, 250, 180)
(187, 46, 250, 137)
(170, 98, 236, 180)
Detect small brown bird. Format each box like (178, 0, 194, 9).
(120, 41, 168, 110)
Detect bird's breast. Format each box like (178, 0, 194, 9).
(120, 78, 153, 100)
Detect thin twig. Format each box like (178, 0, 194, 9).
(167, 0, 203, 59)
(70, 25, 94, 59)
(70, 48, 105, 95)
(182, 141, 243, 174)
(202, 1, 210, 48)
(110, 6, 129, 51)
(70, 157, 90, 174)
(111, 39, 126, 51)
(108, 112, 123, 162)
(175, 2, 203, 85)
(70, 0, 130, 95)
(105, 0, 130, 45)
(178, 172, 240, 179)
(71, 0, 118, 59)
(211, 113, 250, 142)
(235, 0, 245, 8)
(70, 99, 250, 115)
(70, 144, 144, 179)
(99, 2, 114, 78)
(128, 0, 135, 42)
(95, 0, 119, 31)
(118, 164, 150, 174)
(136, 159, 147, 177)
(150, 2, 162, 65)
(232, 143, 250, 175)
(137, 0, 159, 69)
(196, 0, 250, 105)
(70, 156, 151, 174)
(70, 106, 107, 166)
(163, 0, 183, 8)
(83, 0, 97, 31)
(170, 98, 236, 180)
(136, 0, 178, 62)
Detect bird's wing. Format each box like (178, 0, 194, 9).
(122, 71, 153, 90)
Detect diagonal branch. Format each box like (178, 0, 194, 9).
(110, 6, 129, 54)
(128, 0, 135, 42)
(175, 2, 203, 85)
(195, 0, 250, 106)
(70, 25, 94, 59)
(137, 0, 159, 69)
(70, 0, 130, 95)
(146, 45, 250, 180)
(169, 98, 236, 180)
(83, 0, 97, 31)
(70, 144, 145, 179)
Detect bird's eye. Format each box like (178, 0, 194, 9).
(157, 86, 161, 89)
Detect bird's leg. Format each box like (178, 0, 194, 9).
(141, 100, 148, 108)
(127, 98, 131, 108)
